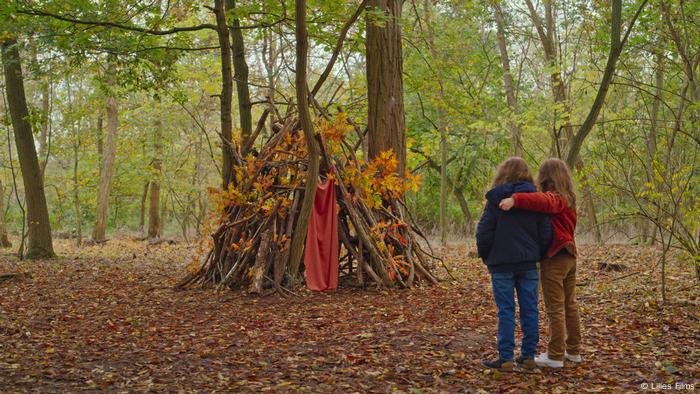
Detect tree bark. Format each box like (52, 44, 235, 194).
(139, 181, 149, 233)
(224, 0, 253, 145)
(96, 112, 104, 166)
(366, 0, 406, 176)
(492, 1, 522, 156)
(72, 137, 82, 246)
(1, 37, 55, 258)
(66, 76, 82, 246)
(38, 79, 50, 177)
(453, 186, 473, 235)
(0, 181, 12, 248)
(30, 37, 50, 177)
(287, 0, 321, 284)
(147, 98, 163, 239)
(92, 63, 119, 243)
(213, 0, 238, 188)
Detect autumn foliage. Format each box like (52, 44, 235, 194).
(177, 114, 442, 293)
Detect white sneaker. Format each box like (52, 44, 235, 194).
(535, 352, 564, 368)
(565, 352, 582, 363)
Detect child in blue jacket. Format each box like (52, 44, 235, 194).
(476, 157, 552, 371)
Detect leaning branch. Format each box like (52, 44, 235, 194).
(19, 8, 217, 35)
(565, 0, 648, 169)
(310, 0, 367, 97)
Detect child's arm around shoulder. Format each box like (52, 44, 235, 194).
(512, 192, 568, 214)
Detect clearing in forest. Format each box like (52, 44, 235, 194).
(1, 240, 698, 392)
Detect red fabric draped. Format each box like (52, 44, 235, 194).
(303, 179, 339, 292)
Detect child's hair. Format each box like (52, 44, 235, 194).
(491, 157, 533, 187)
(536, 158, 576, 208)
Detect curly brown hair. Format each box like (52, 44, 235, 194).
(491, 157, 534, 188)
(536, 158, 577, 208)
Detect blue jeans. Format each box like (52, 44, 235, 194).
(490, 269, 539, 361)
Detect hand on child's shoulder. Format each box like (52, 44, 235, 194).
(499, 197, 514, 211)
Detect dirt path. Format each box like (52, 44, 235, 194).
(1, 240, 698, 392)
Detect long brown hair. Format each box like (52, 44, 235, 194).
(536, 158, 576, 208)
(491, 157, 533, 188)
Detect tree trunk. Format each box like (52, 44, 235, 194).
(642, 49, 664, 244)
(366, 0, 406, 176)
(262, 29, 279, 127)
(147, 99, 163, 239)
(30, 37, 50, 177)
(524, 0, 572, 156)
(566, 0, 647, 167)
(1, 37, 55, 258)
(160, 190, 168, 234)
(213, 0, 237, 188)
(492, 1, 522, 156)
(66, 76, 82, 247)
(453, 186, 473, 235)
(422, 0, 448, 246)
(287, 0, 321, 284)
(96, 112, 104, 166)
(225, 0, 253, 145)
(0, 181, 11, 248)
(38, 79, 50, 177)
(92, 63, 119, 243)
(139, 181, 149, 233)
(73, 139, 82, 246)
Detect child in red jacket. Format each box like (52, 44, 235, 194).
(499, 158, 582, 368)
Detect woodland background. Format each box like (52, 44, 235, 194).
(0, 0, 699, 390)
(0, 0, 698, 262)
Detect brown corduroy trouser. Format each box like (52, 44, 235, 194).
(540, 253, 582, 361)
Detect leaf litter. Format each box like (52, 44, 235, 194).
(0, 239, 697, 392)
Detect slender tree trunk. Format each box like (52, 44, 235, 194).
(492, 1, 522, 156)
(287, 0, 321, 284)
(147, 98, 163, 239)
(96, 112, 104, 166)
(92, 63, 119, 243)
(524, 0, 572, 156)
(38, 79, 50, 177)
(262, 29, 278, 127)
(139, 181, 149, 233)
(29, 37, 50, 177)
(366, 0, 406, 176)
(73, 139, 82, 246)
(214, 0, 237, 188)
(422, 0, 448, 245)
(160, 190, 168, 234)
(453, 186, 473, 236)
(0, 181, 11, 248)
(224, 0, 253, 145)
(66, 76, 82, 246)
(566, 0, 647, 167)
(642, 50, 664, 244)
(1, 37, 55, 258)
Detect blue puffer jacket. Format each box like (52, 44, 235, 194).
(476, 182, 552, 273)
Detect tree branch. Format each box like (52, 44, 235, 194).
(19, 8, 217, 35)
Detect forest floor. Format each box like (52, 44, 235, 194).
(0, 238, 698, 393)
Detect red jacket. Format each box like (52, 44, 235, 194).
(512, 192, 577, 258)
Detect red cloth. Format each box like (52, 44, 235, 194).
(512, 192, 578, 258)
(304, 179, 339, 291)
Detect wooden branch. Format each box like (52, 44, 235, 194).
(19, 9, 217, 35)
(310, 0, 367, 97)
